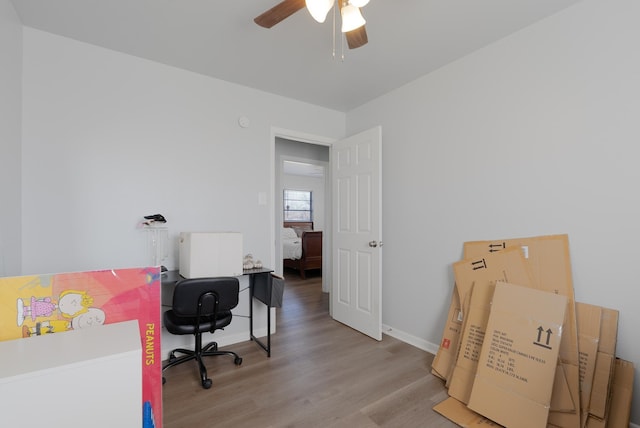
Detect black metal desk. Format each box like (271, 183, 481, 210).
(161, 268, 275, 357)
(243, 268, 275, 357)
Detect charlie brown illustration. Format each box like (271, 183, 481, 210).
(16, 289, 94, 326)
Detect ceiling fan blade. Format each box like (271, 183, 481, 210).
(254, 0, 307, 28)
(346, 25, 368, 49)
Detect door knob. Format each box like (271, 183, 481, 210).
(369, 241, 383, 248)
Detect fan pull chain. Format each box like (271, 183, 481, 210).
(331, 3, 345, 61)
(340, 2, 345, 60)
(332, 3, 336, 59)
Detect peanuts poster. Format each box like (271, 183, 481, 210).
(0, 267, 162, 428)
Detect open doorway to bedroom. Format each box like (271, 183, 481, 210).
(275, 137, 330, 294)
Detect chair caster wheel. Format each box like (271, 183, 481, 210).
(234, 357, 243, 365)
(202, 379, 212, 389)
(162, 377, 166, 385)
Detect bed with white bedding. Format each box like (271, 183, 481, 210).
(282, 221, 322, 279)
(282, 227, 302, 260)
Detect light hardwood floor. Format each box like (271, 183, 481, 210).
(162, 270, 457, 427)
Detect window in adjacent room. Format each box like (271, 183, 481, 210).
(284, 189, 312, 222)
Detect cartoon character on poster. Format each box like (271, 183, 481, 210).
(17, 289, 103, 335)
(21, 306, 107, 337)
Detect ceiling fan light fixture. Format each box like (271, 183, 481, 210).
(349, 0, 370, 7)
(306, 0, 335, 23)
(341, 4, 366, 32)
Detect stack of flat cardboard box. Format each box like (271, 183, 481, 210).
(432, 235, 634, 428)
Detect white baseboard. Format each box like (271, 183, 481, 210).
(382, 323, 439, 355)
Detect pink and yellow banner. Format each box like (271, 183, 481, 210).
(0, 267, 162, 428)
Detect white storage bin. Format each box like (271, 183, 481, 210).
(179, 232, 243, 278)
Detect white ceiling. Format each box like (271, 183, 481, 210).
(10, 0, 583, 112)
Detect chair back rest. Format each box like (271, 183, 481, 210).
(172, 277, 239, 318)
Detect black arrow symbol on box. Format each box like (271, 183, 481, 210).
(488, 243, 506, 252)
(472, 259, 487, 270)
(534, 326, 553, 350)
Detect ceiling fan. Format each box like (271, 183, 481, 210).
(254, 0, 370, 49)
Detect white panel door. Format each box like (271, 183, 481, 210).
(331, 126, 382, 340)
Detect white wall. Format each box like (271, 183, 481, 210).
(0, 0, 22, 277)
(20, 27, 345, 352)
(21, 28, 345, 275)
(347, 0, 640, 422)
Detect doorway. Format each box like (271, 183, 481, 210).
(270, 126, 383, 340)
(275, 136, 330, 293)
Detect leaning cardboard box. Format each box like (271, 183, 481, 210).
(464, 235, 581, 428)
(433, 396, 501, 427)
(605, 358, 635, 428)
(467, 282, 567, 428)
(434, 298, 628, 428)
(447, 248, 534, 404)
(575, 302, 602, 427)
(575, 303, 619, 427)
(431, 281, 468, 382)
(432, 235, 634, 428)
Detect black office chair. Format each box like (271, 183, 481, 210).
(162, 277, 243, 389)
